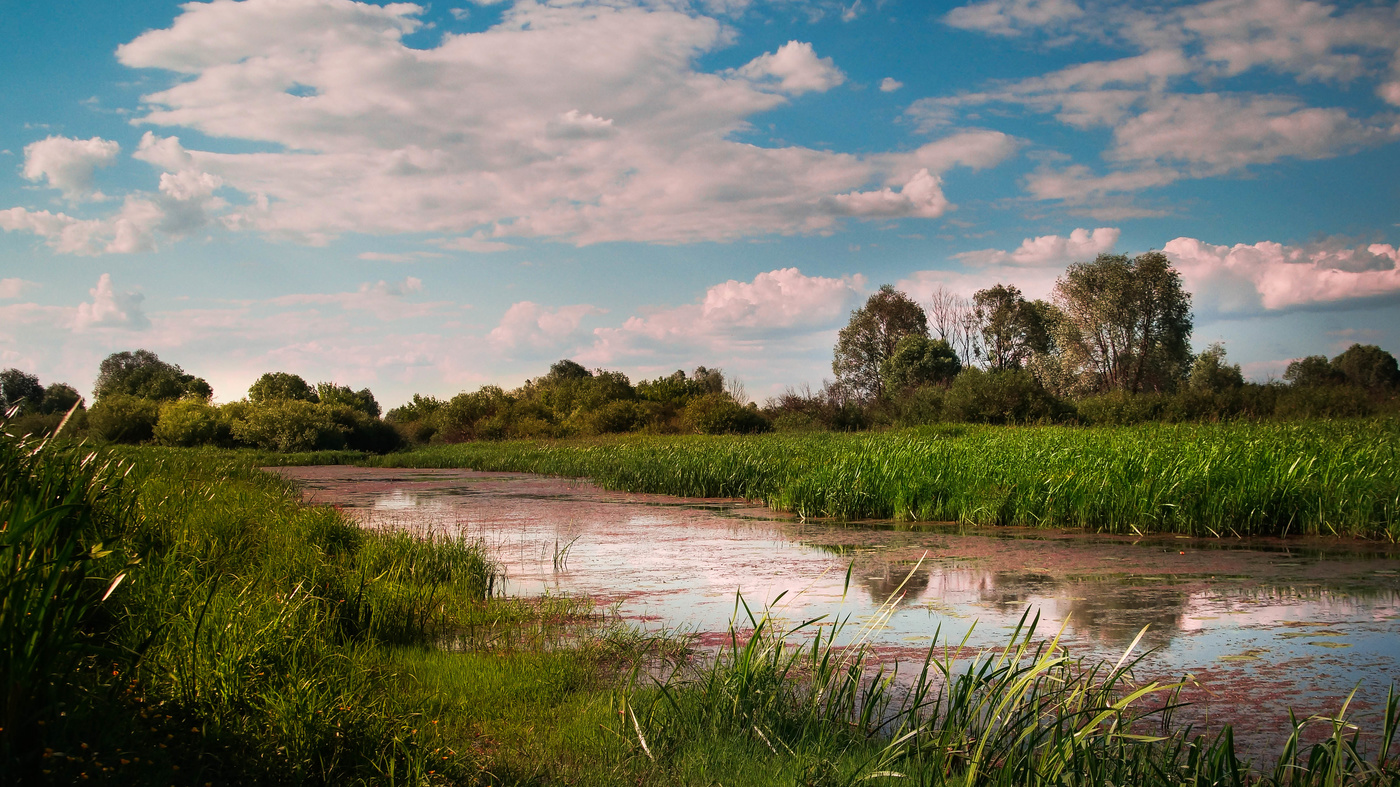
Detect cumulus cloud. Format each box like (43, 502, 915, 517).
(73, 274, 150, 332)
(0, 279, 38, 299)
(584, 267, 864, 364)
(272, 277, 449, 320)
(0, 0, 1011, 253)
(489, 302, 603, 350)
(737, 40, 846, 95)
(1165, 236, 1400, 313)
(879, 77, 903, 92)
(22, 136, 120, 202)
(955, 226, 1119, 266)
(931, 0, 1400, 201)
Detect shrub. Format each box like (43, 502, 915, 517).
(580, 400, 645, 435)
(944, 368, 1061, 424)
(682, 393, 771, 435)
(1275, 385, 1374, 420)
(771, 411, 825, 432)
(890, 385, 945, 427)
(230, 400, 346, 452)
(1076, 391, 1165, 426)
(88, 394, 161, 443)
(154, 399, 226, 447)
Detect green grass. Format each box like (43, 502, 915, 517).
(368, 419, 1400, 539)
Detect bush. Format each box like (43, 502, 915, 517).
(1076, 391, 1165, 426)
(1275, 385, 1374, 420)
(944, 368, 1061, 424)
(230, 400, 346, 452)
(771, 411, 825, 432)
(682, 393, 771, 435)
(154, 399, 226, 447)
(579, 400, 645, 435)
(890, 385, 945, 427)
(88, 394, 161, 443)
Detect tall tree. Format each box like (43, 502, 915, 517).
(94, 350, 212, 401)
(833, 285, 928, 400)
(1330, 344, 1400, 394)
(971, 284, 1053, 371)
(248, 372, 319, 404)
(0, 369, 44, 414)
(881, 335, 961, 392)
(1052, 251, 1193, 394)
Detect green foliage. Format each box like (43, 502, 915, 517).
(1276, 385, 1376, 420)
(247, 371, 319, 404)
(316, 382, 381, 417)
(972, 284, 1055, 370)
(881, 335, 961, 393)
(1284, 355, 1344, 388)
(88, 393, 162, 443)
(944, 368, 1061, 424)
(154, 398, 227, 447)
(94, 349, 211, 402)
(889, 384, 946, 426)
(229, 399, 346, 452)
(1053, 251, 1193, 394)
(39, 382, 83, 415)
(1189, 341, 1244, 393)
(833, 285, 928, 400)
(1331, 343, 1400, 394)
(377, 418, 1400, 538)
(0, 368, 43, 414)
(682, 393, 772, 435)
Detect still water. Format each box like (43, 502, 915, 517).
(272, 466, 1400, 746)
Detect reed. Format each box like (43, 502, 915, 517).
(374, 418, 1400, 539)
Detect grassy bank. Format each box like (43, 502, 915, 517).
(6, 431, 1399, 785)
(368, 419, 1400, 540)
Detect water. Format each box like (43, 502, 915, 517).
(272, 465, 1400, 748)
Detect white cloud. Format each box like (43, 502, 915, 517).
(584, 267, 864, 365)
(737, 40, 846, 95)
(955, 226, 1119, 266)
(271, 277, 447, 320)
(879, 77, 903, 93)
(0, 0, 1002, 252)
(21, 136, 120, 202)
(433, 232, 518, 253)
(73, 274, 150, 332)
(943, 0, 1084, 37)
(356, 250, 444, 262)
(489, 301, 603, 350)
(0, 278, 39, 299)
(1165, 237, 1400, 313)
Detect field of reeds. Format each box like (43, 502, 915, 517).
(5, 420, 1399, 785)
(371, 418, 1400, 540)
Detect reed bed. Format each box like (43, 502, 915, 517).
(375, 419, 1400, 539)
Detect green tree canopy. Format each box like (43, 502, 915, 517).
(316, 383, 381, 417)
(94, 350, 212, 402)
(0, 369, 44, 415)
(39, 383, 84, 415)
(881, 335, 961, 393)
(972, 284, 1055, 371)
(1188, 342, 1244, 393)
(1052, 251, 1192, 394)
(247, 372, 319, 405)
(1283, 355, 1344, 388)
(1331, 344, 1400, 394)
(833, 285, 928, 400)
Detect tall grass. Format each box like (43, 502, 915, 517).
(374, 419, 1400, 539)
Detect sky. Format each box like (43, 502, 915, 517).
(2, 0, 1399, 407)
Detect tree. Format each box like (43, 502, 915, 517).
(1188, 342, 1244, 393)
(1052, 251, 1192, 394)
(0, 369, 44, 414)
(546, 359, 592, 381)
(971, 284, 1054, 371)
(923, 285, 982, 367)
(94, 350, 211, 401)
(40, 383, 83, 415)
(248, 372, 319, 404)
(881, 335, 961, 392)
(1330, 344, 1400, 394)
(833, 285, 928, 400)
(316, 383, 381, 417)
(1283, 355, 1343, 388)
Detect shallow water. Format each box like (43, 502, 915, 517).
(272, 465, 1400, 749)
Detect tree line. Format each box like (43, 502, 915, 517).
(2, 251, 1397, 450)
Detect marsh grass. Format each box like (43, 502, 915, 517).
(373, 418, 1400, 539)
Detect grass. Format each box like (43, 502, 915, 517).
(367, 418, 1400, 540)
(5, 424, 1398, 785)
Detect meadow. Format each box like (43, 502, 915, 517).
(5, 420, 1400, 785)
(372, 418, 1400, 540)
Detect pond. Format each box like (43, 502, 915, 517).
(272, 465, 1400, 751)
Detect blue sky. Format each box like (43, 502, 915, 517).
(3, 0, 1399, 407)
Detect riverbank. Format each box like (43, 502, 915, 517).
(6, 435, 1398, 785)
(363, 419, 1400, 540)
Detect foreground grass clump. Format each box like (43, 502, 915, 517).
(374, 419, 1400, 539)
(1, 436, 506, 785)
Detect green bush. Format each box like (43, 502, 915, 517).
(88, 394, 161, 443)
(230, 400, 346, 452)
(944, 368, 1061, 424)
(154, 399, 226, 447)
(1275, 385, 1374, 419)
(1076, 390, 1165, 425)
(890, 385, 945, 426)
(682, 393, 771, 435)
